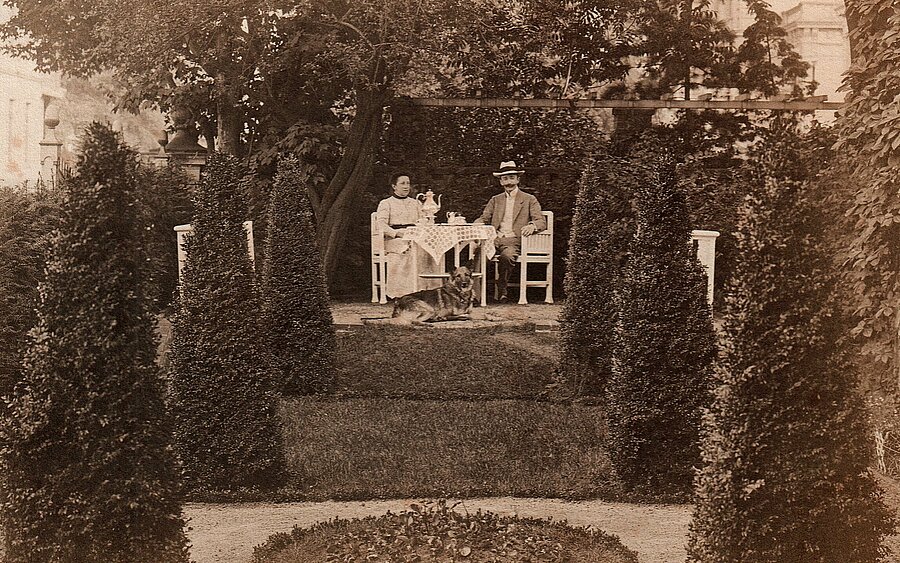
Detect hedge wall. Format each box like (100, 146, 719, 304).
(331, 106, 743, 300)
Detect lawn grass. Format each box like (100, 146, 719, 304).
(280, 397, 616, 500)
(334, 326, 559, 400)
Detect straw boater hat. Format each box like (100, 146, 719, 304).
(492, 160, 525, 177)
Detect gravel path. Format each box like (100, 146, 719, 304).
(185, 497, 691, 563)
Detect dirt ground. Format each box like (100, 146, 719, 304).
(184, 497, 692, 563)
(331, 300, 562, 327)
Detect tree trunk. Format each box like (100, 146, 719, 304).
(216, 75, 244, 157)
(316, 84, 388, 282)
(683, 0, 693, 100)
(844, 1, 859, 62)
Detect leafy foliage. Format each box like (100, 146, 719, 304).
(606, 151, 716, 498)
(136, 164, 194, 313)
(439, 0, 642, 98)
(252, 500, 639, 562)
(559, 157, 636, 396)
(736, 0, 812, 97)
(0, 123, 189, 562)
(688, 126, 896, 562)
(0, 185, 61, 397)
(833, 1, 900, 392)
(637, 0, 736, 96)
(263, 156, 336, 395)
(168, 153, 284, 492)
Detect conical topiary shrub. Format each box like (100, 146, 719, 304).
(606, 153, 716, 498)
(0, 123, 189, 562)
(262, 155, 335, 395)
(169, 152, 284, 492)
(688, 139, 896, 561)
(559, 157, 636, 396)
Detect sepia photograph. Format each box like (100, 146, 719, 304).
(0, 0, 897, 561)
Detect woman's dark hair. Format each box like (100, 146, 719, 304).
(389, 172, 411, 189)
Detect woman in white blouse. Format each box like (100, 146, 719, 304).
(375, 173, 439, 298)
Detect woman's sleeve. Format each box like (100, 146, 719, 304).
(376, 199, 397, 237)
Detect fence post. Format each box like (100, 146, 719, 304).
(691, 229, 720, 306)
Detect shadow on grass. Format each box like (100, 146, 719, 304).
(334, 325, 565, 400)
(279, 397, 616, 501)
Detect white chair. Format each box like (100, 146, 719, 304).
(494, 210, 554, 305)
(370, 212, 388, 304)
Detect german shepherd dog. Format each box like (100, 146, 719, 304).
(391, 265, 476, 324)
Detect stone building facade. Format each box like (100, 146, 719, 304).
(0, 53, 64, 187)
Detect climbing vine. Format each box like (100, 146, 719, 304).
(834, 1, 900, 391)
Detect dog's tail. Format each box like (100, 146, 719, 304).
(361, 316, 392, 325)
(361, 297, 403, 324)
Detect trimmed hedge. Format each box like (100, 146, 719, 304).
(606, 151, 716, 498)
(136, 163, 194, 313)
(0, 185, 61, 398)
(262, 155, 336, 395)
(688, 127, 896, 562)
(168, 153, 284, 492)
(0, 123, 189, 562)
(559, 157, 637, 396)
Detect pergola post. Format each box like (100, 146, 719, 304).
(691, 229, 720, 306)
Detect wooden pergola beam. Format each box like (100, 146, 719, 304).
(396, 97, 843, 111)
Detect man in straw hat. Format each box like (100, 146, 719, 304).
(474, 160, 546, 302)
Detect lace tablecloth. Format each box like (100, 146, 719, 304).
(402, 224, 497, 263)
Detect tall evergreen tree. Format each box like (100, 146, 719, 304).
(688, 131, 896, 562)
(606, 153, 716, 497)
(262, 155, 336, 395)
(0, 123, 189, 562)
(559, 157, 635, 396)
(168, 153, 284, 491)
